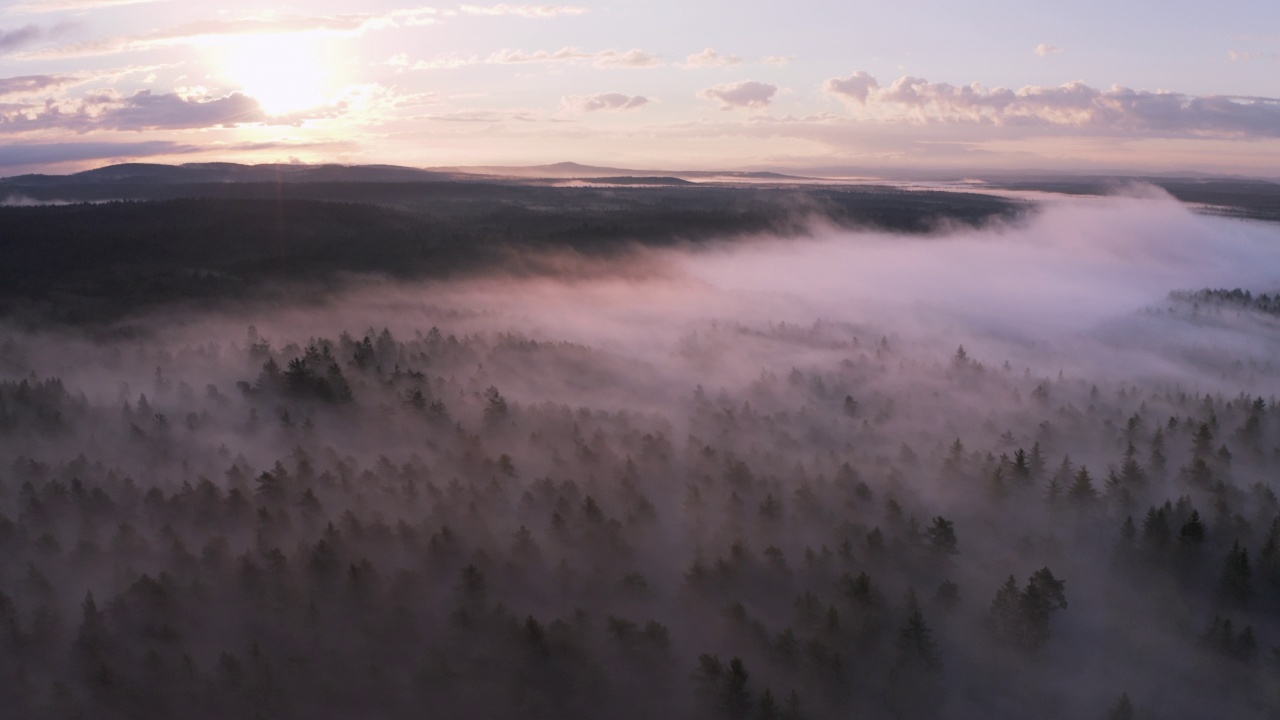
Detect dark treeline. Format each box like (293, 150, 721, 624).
(0, 181, 1021, 324)
(1, 304, 1279, 719)
(1167, 288, 1280, 317)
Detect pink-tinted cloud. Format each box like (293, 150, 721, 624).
(562, 92, 649, 112)
(698, 80, 777, 110)
(683, 48, 741, 68)
(1034, 43, 1062, 57)
(420, 109, 540, 123)
(0, 75, 79, 97)
(8, 0, 167, 12)
(19, 11, 436, 59)
(487, 47, 660, 68)
(459, 4, 589, 18)
(824, 71, 879, 104)
(594, 49, 661, 68)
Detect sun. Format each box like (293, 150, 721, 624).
(216, 34, 339, 116)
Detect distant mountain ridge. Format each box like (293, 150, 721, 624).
(0, 160, 816, 186)
(1, 162, 464, 186)
(4, 161, 1275, 223)
(429, 161, 812, 181)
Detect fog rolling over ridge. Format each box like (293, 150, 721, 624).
(3, 190, 1280, 719)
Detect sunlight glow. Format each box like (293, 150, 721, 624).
(216, 34, 339, 116)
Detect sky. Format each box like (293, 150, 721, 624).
(1, 0, 1279, 176)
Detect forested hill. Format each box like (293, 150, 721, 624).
(0, 184, 1022, 326)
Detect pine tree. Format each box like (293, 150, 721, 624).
(1118, 449, 1147, 490)
(1120, 516, 1136, 543)
(1141, 506, 1170, 551)
(1011, 448, 1032, 485)
(1028, 441, 1046, 478)
(943, 438, 966, 477)
(781, 690, 803, 720)
(1068, 467, 1098, 507)
(1259, 516, 1280, 587)
(1220, 541, 1253, 606)
(1106, 692, 1135, 720)
(897, 591, 942, 670)
(1193, 422, 1215, 459)
(1149, 428, 1168, 479)
(925, 516, 959, 557)
(722, 657, 753, 720)
(1177, 510, 1205, 548)
(988, 576, 1021, 645)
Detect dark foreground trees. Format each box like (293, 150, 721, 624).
(1, 312, 1279, 720)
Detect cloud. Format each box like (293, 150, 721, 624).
(824, 70, 880, 104)
(594, 49, 661, 68)
(562, 92, 649, 113)
(762, 55, 794, 66)
(97, 90, 269, 130)
(486, 47, 661, 68)
(698, 80, 777, 110)
(683, 48, 741, 68)
(7, 0, 167, 12)
(421, 109, 540, 123)
(19, 7, 597, 61)
(0, 74, 79, 97)
(19, 10, 437, 59)
(1228, 50, 1280, 62)
(412, 53, 482, 69)
(458, 4, 589, 18)
(0, 90, 294, 133)
(388, 51, 483, 70)
(823, 70, 1280, 139)
(1034, 43, 1062, 57)
(0, 140, 199, 168)
(0, 24, 45, 53)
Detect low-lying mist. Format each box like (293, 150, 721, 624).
(2, 188, 1279, 720)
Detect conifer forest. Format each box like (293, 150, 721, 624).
(2, 174, 1280, 719)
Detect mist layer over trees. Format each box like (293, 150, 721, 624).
(0, 180, 1020, 326)
(2, 190, 1280, 719)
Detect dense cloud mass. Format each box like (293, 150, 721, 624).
(825, 70, 1280, 138)
(0, 90, 276, 133)
(2, 191, 1280, 719)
